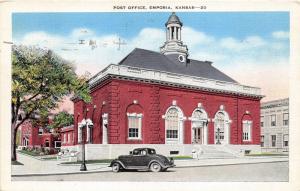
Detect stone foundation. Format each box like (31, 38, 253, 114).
(61, 144, 262, 160)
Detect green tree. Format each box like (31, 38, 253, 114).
(50, 111, 74, 129)
(11, 45, 91, 161)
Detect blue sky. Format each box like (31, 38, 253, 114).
(13, 12, 290, 101)
(13, 12, 289, 40)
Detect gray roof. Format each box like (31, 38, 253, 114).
(165, 12, 182, 26)
(118, 48, 238, 83)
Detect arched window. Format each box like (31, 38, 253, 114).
(242, 120, 252, 141)
(242, 115, 253, 142)
(164, 106, 185, 144)
(215, 112, 225, 143)
(165, 108, 179, 139)
(214, 107, 231, 145)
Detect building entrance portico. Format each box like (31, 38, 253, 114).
(190, 105, 208, 145)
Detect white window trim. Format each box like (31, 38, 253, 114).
(213, 110, 231, 145)
(164, 106, 185, 144)
(38, 128, 43, 135)
(127, 113, 143, 140)
(242, 120, 252, 141)
(271, 115, 276, 127)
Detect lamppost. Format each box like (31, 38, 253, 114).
(216, 127, 221, 144)
(79, 118, 94, 171)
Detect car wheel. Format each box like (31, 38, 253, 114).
(112, 162, 120, 173)
(150, 162, 162, 172)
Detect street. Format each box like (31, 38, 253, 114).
(12, 161, 288, 182)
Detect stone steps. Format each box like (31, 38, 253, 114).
(192, 145, 237, 159)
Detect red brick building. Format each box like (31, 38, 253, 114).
(60, 125, 75, 146)
(19, 120, 61, 149)
(69, 13, 263, 159)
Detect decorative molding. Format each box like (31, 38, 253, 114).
(88, 64, 263, 98)
(220, 105, 225, 110)
(133, 100, 138, 104)
(197, 102, 202, 108)
(172, 100, 177, 106)
(127, 113, 143, 117)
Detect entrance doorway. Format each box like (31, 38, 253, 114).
(190, 108, 208, 145)
(193, 126, 204, 144)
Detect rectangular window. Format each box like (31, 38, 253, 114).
(271, 135, 276, 147)
(166, 130, 178, 139)
(283, 134, 289, 147)
(260, 135, 264, 147)
(271, 115, 276, 126)
(38, 128, 43, 135)
(283, 113, 289, 126)
(128, 113, 142, 139)
(260, 116, 264, 127)
(242, 121, 252, 141)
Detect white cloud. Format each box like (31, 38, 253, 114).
(21, 31, 65, 49)
(182, 26, 215, 47)
(220, 36, 266, 51)
(272, 31, 289, 39)
(16, 27, 289, 102)
(71, 28, 95, 38)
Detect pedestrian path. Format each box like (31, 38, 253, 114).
(11, 152, 288, 176)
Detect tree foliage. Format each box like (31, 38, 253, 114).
(50, 111, 74, 128)
(11, 45, 91, 161)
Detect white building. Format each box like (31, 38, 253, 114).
(260, 98, 289, 152)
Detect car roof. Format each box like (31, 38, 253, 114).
(133, 148, 155, 150)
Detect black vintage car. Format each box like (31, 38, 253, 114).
(109, 148, 175, 172)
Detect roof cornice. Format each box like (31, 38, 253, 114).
(89, 64, 264, 99)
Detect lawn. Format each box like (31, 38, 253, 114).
(245, 152, 288, 157)
(170, 155, 193, 160)
(18, 149, 40, 156)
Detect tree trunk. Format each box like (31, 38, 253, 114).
(11, 122, 18, 161)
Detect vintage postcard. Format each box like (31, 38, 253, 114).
(0, 0, 300, 191)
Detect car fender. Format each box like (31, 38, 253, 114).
(148, 159, 165, 168)
(109, 159, 126, 169)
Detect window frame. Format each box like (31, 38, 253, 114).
(271, 135, 276, 147)
(242, 120, 252, 142)
(271, 115, 276, 127)
(283, 134, 289, 147)
(260, 135, 264, 147)
(165, 108, 180, 141)
(38, 128, 43, 135)
(127, 113, 143, 140)
(283, 113, 289, 126)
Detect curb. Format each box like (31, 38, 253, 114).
(12, 160, 288, 177)
(174, 159, 289, 168)
(12, 169, 112, 177)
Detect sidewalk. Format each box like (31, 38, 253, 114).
(11, 153, 288, 176)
